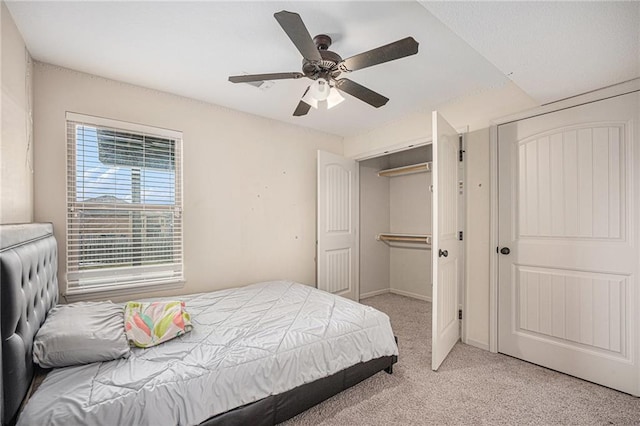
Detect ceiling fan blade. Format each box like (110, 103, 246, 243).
(228, 72, 304, 83)
(339, 37, 419, 73)
(293, 101, 312, 117)
(293, 87, 312, 116)
(274, 11, 322, 63)
(335, 79, 389, 108)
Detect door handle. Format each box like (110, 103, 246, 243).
(438, 249, 448, 258)
(500, 247, 510, 255)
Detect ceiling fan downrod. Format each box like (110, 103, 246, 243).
(313, 34, 332, 50)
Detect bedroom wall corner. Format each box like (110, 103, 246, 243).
(32, 63, 344, 301)
(1, 1, 34, 224)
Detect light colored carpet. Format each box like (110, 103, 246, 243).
(284, 293, 640, 425)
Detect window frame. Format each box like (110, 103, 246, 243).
(64, 112, 184, 299)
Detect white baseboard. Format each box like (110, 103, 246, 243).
(389, 288, 432, 302)
(359, 288, 391, 300)
(464, 338, 489, 351)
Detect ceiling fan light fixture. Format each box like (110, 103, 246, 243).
(326, 87, 345, 109)
(301, 90, 318, 109)
(309, 79, 330, 101)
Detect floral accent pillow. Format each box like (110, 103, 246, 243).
(124, 301, 193, 348)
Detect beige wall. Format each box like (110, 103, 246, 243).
(464, 128, 491, 349)
(33, 63, 343, 300)
(1, 2, 33, 224)
(359, 157, 390, 298)
(344, 81, 535, 159)
(389, 172, 432, 300)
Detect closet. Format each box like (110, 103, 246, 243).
(359, 146, 433, 302)
(317, 110, 462, 370)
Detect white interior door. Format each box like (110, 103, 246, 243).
(498, 92, 640, 395)
(431, 111, 461, 370)
(317, 150, 359, 301)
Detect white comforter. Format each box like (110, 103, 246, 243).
(18, 281, 398, 426)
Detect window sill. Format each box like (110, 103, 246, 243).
(63, 279, 185, 303)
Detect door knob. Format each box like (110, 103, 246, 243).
(500, 247, 510, 255)
(439, 249, 448, 258)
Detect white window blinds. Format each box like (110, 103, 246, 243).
(66, 113, 183, 293)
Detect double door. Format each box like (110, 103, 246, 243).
(317, 111, 462, 370)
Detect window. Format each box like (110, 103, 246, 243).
(66, 113, 183, 295)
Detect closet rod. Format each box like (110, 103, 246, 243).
(376, 233, 432, 245)
(377, 162, 432, 177)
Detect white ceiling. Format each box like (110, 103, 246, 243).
(6, 1, 639, 137)
(422, 1, 640, 105)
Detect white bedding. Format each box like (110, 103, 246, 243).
(18, 281, 398, 426)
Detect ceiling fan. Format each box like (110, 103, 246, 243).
(228, 11, 419, 116)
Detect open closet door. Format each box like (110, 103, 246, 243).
(431, 111, 461, 370)
(317, 150, 359, 301)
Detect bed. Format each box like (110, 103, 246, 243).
(1, 223, 398, 426)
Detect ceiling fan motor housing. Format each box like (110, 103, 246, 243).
(303, 34, 343, 81)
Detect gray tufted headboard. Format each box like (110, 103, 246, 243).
(0, 223, 58, 425)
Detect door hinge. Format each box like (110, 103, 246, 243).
(458, 231, 463, 241)
(459, 149, 465, 162)
(458, 309, 463, 320)
(459, 135, 465, 162)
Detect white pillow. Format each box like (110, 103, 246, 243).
(33, 301, 130, 368)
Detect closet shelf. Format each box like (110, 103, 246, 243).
(377, 162, 432, 177)
(376, 233, 432, 245)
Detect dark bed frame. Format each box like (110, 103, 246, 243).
(0, 223, 397, 426)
